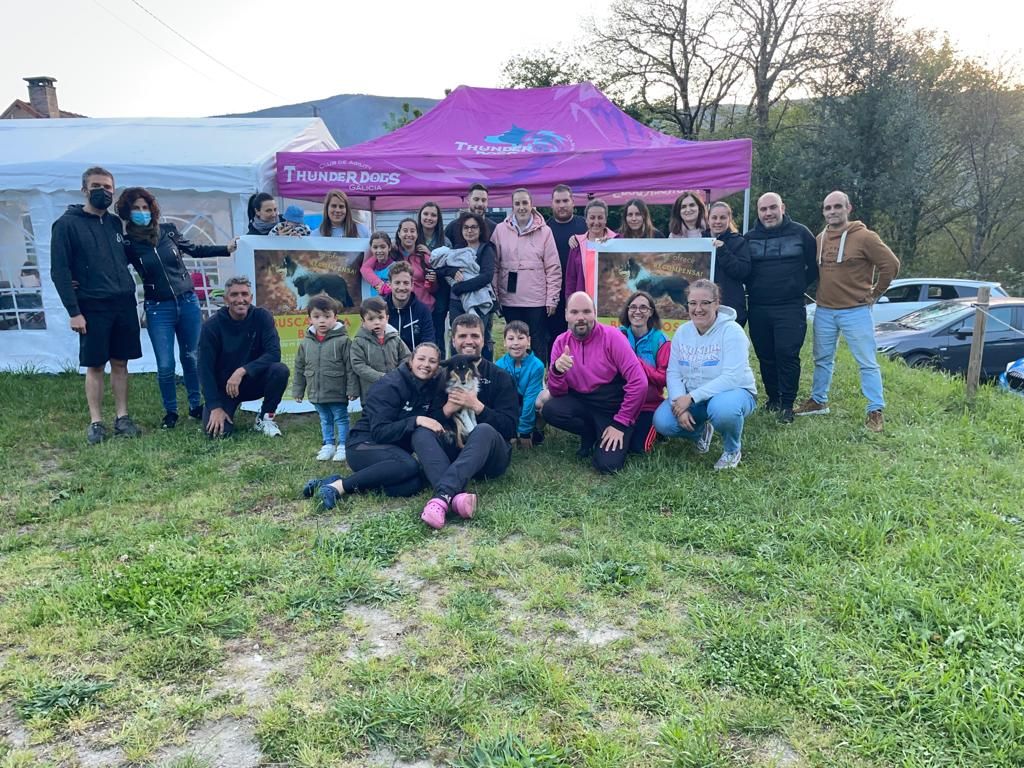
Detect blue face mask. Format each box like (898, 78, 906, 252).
(130, 211, 152, 226)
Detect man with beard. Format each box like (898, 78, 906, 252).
(744, 192, 818, 423)
(542, 292, 647, 474)
(51, 166, 142, 444)
(413, 313, 518, 529)
(443, 183, 495, 247)
(545, 184, 588, 339)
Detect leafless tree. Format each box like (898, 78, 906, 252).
(726, 0, 836, 145)
(594, 0, 744, 139)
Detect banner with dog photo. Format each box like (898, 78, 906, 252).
(592, 238, 717, 335)
(235, 235, 369, 413)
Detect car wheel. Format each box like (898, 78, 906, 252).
(904, 352, 939, 370)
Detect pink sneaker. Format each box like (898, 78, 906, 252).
(421, 497, 448, 529)
(451, 492, 477, 519)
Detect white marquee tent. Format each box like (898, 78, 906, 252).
(0, 117, 337, 372)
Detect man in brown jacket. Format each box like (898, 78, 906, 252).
(794, 191, 900, 431)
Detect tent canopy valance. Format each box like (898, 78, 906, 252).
(276, 83, 752, 211)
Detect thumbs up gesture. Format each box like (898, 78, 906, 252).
(554, 350, 574, 375)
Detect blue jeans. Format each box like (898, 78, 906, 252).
(811, 305, 884, 413)
(653, 388, 755, 453)
(314, 402, 349, 445)
(145, 292, 202, 414)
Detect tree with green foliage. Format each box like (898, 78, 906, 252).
(383, 102, 423, 133)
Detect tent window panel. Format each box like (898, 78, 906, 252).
(0, 201, 44, 331)
(149, 194, 236, 321)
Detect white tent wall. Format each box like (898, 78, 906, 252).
(0, 117, 337, 373)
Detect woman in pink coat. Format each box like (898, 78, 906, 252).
(491, 188, 561, 363)
(564, 199, 617, 302)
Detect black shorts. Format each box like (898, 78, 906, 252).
(79, 297, 142, 368)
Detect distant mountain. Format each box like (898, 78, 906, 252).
(220, 93, 439, 147)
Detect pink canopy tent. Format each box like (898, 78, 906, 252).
(276, 83, 753, 220)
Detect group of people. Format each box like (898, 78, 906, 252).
(51, 166, 900, 527)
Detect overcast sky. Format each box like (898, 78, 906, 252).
(2, 0, 1019, 118)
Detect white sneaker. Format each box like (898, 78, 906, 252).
(696, 421, 715, 454)
(714, 450, 742, 470)
(316, 444, 335, 460)
(254, 414, 282, 437)
(332, 444, 347, 462)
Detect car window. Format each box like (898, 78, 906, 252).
(926, 284, 959, 300)
(899, 301, 970, 329)
(954, 307, 1019, 335)
(883, 284, 921, 302)
(954, 286, 979, 297)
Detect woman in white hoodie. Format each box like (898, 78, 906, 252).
(654, 279, 757, 470)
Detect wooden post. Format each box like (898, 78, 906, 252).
(965, 286, 991, 402)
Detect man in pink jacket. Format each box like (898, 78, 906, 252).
(491, 188, 561, 363)
(542, 292, 647, 474)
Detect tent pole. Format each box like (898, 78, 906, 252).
(369, 195, 376, 231)
(742, 188, 751, 233)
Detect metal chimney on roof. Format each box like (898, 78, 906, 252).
(24, 76, 60, 118)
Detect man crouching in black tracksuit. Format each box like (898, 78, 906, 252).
(413, 313, 518, 529)
(744, 193, 818, 424)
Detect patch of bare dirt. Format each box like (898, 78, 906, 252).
(155, 717, 262, 768)
(361, 748, 442, 767)
(728, 734, 805, 767)
(382, 555, 449, 616)
(343, 606, 409, 660)
(210, 639, 308, 709)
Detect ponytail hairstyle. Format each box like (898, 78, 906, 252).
(247, 192, 275, 222)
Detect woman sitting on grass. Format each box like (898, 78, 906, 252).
(303, 342, 445, 508)
(620, 290, 670, 454)
(653, 280, 756, 470)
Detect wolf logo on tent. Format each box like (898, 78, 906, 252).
(484, 125, 569, 153)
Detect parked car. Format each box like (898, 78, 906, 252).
(806, 278, 1007, 324)
(875, 297, 1024, 377)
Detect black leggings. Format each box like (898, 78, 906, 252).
(341, 438, 426, 497)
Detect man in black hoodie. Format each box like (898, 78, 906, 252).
(197, 276, 289, 438)
(384, 261, 435, 350)
(51, 166, 142, 444)
(744, 193, 818, 423)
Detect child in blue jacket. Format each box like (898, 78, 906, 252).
(495, 320, 546, 447)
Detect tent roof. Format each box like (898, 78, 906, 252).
(0, 117, 338, 195)
(276, 83, 752, 210)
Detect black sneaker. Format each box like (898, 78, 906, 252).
(764, 400, 782, 413)
(531, 429, 545, 446)
(576, 440, 595, 459)
(161, 412, 179, 429)
(87, 421, 108, 445)
(777, 407, 794, 424)
(114, 415, 142, 438)
(188, 404, 204, 420)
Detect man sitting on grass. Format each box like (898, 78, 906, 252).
(198, 276, 289, 438)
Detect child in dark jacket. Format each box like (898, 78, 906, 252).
(293, 295, 358, 462)
(350, 297, 411, 401)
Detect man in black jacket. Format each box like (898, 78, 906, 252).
(197, 276, 289, 437)
(412, 313, 518, 528)
(51, 166, 142, 444)
(744, 193, 819, 423)
(545, 184, 588, 339)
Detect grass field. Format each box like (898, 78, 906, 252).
(1, 345, 1022, 768)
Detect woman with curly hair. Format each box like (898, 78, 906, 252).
(117, 187, 237, 429)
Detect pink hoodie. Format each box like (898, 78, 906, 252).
(490, 211, 561, 309)
(548, 321, 647, 428)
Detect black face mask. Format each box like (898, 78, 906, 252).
(88, 188, 113, 210)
